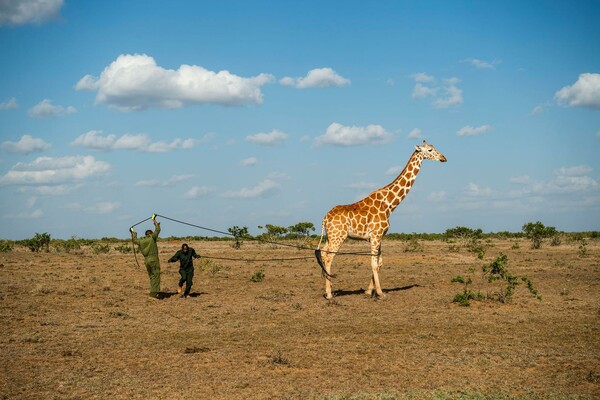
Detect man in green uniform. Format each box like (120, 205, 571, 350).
(131, 218, 162, 299)
(168, 243, 200, 298)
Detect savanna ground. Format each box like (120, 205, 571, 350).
(0, 236, 599, 399)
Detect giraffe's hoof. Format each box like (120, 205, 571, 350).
(324, 293, 334, 300)
(364, 289, 373, 297)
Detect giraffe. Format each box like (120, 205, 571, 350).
(316, 140, 447, 300)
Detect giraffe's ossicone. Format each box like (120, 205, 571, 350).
(316, 140, 447, 300)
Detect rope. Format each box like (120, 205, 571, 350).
(128, 213, 380, 270)
(155, 213, 375, 256)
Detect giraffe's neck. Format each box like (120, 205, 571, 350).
(380, 150, 424, 215)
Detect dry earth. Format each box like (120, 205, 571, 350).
(1, 237, 599, 399)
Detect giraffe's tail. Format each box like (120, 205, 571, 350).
(314, 218, 334, 278)
(316, 218, 326, 250)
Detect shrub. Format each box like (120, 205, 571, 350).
(114, 244, 132, 253)
(228, 226, 250, 249)
(0, 241, 13, 253)
(198, 258, 221, 274)
(522, 221, 558, 249)
(451, 253, 541, 305)
(20, 232, 51, 252)
(483, 253, 541, 303)
(250, 269, 265, 282)
(403, 236, 423, 252)
(578, 238, 588, 257)
(91, 242, 110, 254)
(451, 274, 484, 306)
(54, 236, 81, 253)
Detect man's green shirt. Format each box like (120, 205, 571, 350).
(136, 223, 161, 263)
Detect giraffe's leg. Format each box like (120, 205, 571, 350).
(368, 241, 385, 298)
(322, 238, 343, 300)
(321, 244, 334, 299)
(365, 250, 383, 296)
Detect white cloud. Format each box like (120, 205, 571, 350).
(17, 184, 82, 196)
(1, 135, 50, 154)
(222, 179, 279, 199)
(411, 74, 463, 108)
(597, 130, 600, 138)
(314, 122, 393, 147)
(457, 124, 492, 137)
(136, 175, 193, 187)
(433, 78, 463, 108)
(72, 130, 197, 152)
(280, 68, 350, 89)
(510, 165, 598, 195)
(557, 165, 592, 177)
(412, 83, 436, 99)
(0, 97, 18, 110)
(5, 209, 44, 219)
(530, 105, 544, 115)
(407, 128, 422, 139)
(246, 130, 288, 146)
(241, 157, 258, 166)
(428, 191, 447, 201)
(75, 53, 274, 111)
(462, 58, 501, 69)
(555, 73, 600, 109)
(183, 186, 213, 199)
(28, 99, 76, 118)
(411, 73, 435, 83)
(0, 155, 110, 186)
(0, 0, 63, 26)
(465, 182, 492, 197)
(84, 201, 120, 214)
(509, 175, 531, 185)
(71, 130, 116, 150)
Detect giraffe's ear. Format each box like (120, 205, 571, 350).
(415, 144, 422, 152)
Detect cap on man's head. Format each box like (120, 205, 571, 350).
(145, 230, 153, 236)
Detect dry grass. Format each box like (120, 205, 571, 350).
(0, 238, 599, 399)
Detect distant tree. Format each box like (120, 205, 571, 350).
(444, 226, 484, 255)
(522, 221, 557, 249)
(287, 222, 315, 238)
(227, 226, 250, 249)
(21, 232, 51, 252)
(257, 224, 288, 248)
(444, 226, 483, 241)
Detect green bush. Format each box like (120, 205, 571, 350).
(522, 221, 558, 249)
(250, 269, 265, 282)
(452, 253, 541, 305)
(114, 244, 132, 253)
(483, 253, 541, 303)
(91, 242, 110, 254)
(19, 232, 51, 252)
(0, 241, 13, 253)
(54, 236, 81, 253)
(228, 226, 250, 249)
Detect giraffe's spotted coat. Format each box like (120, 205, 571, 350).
(318, 140, 447, 299)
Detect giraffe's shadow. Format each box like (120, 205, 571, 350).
(333, 284, 421, 297)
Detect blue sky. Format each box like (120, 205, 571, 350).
(0, 0, 599, 240)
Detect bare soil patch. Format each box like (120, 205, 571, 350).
(1, 238, 599, 399)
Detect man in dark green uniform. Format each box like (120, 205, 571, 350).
(168, 243, 200, 298)
(131, 218, 162, 299)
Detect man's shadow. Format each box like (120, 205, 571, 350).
(157, 291, 208, 299)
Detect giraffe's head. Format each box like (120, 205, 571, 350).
(415, 140, 447, 162)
